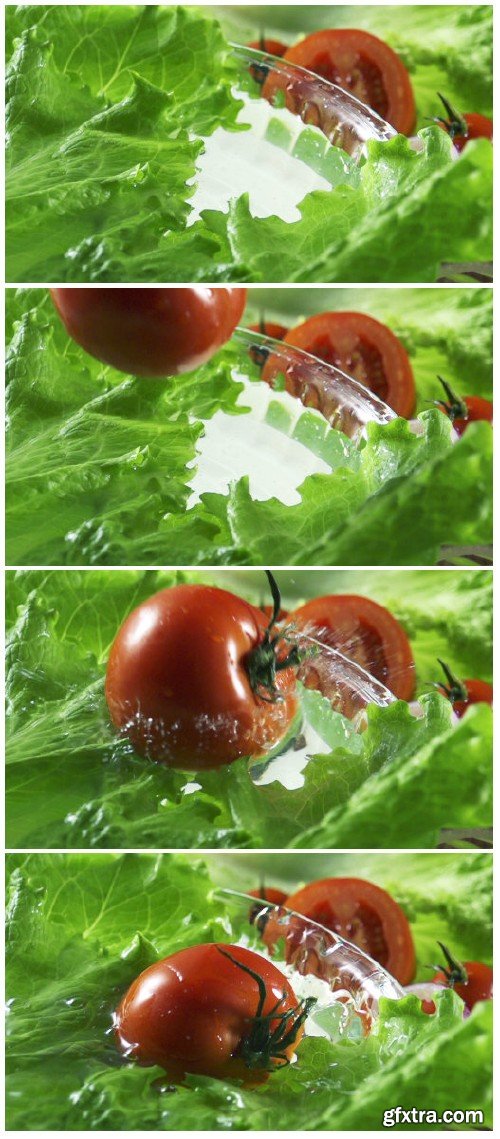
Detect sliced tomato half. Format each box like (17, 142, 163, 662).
(262, 311, 416, 418)
(279, 878, 416, 985)
(290, 593, 415, 715)
(264, 28, 415, 135)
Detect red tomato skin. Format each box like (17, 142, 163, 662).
(264, 311, 416, 418)
(449, 396, 493, 436)
(438, 678, 493, 719)
(105, 584, 298, 770)
(267, 28, 415, 135)
(290, 594, 416, 710)
(272, 878, 416, 986)
(248, 321, 288, 341)
(261, 605, 289, 622)
(115, 942, 303, 1083)
(248, 39, 287, 58)
(432, 962, 493, 1010)
(439, 113, 493, 153)
(50, 287, 247, 377)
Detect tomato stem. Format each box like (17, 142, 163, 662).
(432, 93, 468, 141)
(432, 376, 468, 422)
(432, 942, 468, 987)
(265, 569, 282, 633)
(217, 947, 316, 1071)
(435, 658, 468, 704)
(246, 572, 301, 704)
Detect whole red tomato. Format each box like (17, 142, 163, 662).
(249, 887, 289, 907)
(436, 660, 493, 718)
(434, 95, 493, 152)
(115, 942, 311, 1084)
(105, 583, 299, 770)
(434, 376, 493, 436)
(423, 943, 493, 1014)
(248, 38, 287, 57)
(50, 287, 247, 377)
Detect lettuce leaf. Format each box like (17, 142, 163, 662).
(6, 851, 492, 1130)
(5, 289, 493, 567)
(6, 568, 491, 850)
(6, 5, 492, 282)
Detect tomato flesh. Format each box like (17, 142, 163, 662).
(276, 878, 416, 985)
(263, 311, 415, 418)
(290, 594, 415, 716)
(115, 943, 305, 1083)
(50, 287, 247, 378)
(105, 584, 298, 770)
(278, 29, 415, 135)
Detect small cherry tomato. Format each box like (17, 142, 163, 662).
(263, 311, 415, 418)
(249, 887, 289, 906)
(248, 883, 288, 902)
(248, 321, 289, 341)
(425, 943, 493, 1013)
(115, 943, 312, 1084)
(261, 605, 289, 622)
(50, 287, 247, 377)
(248, 38, 287, 58)
(264, 28, 415, 135)
(268, 878, 416, 985)
(436, 660, 493, 719)
(290, 594, 415, 716)
(433, 376, 493, 436)
(249, 886, 289, 930)
(433, 94, 493, 153)
(105, 583, 299, 771)
(248, 886, 288, 926)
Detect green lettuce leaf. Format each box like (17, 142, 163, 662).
(6, 289, 493, 567)
(198, 131, 492, 284)
(225, 415, 492, 566)
(6, 568, 491, 850)
(6, 6, 492, 282)
(6, 4, 242, 282)
(6, 852, 492, 1130)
